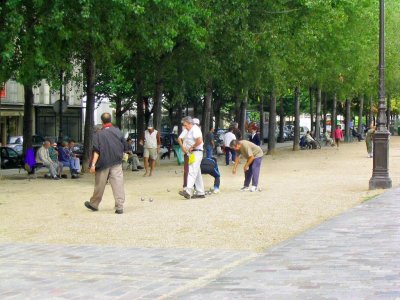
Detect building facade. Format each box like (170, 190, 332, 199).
(0, 79, 83, 145)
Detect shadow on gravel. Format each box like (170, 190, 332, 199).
(0, 174, 34, 181)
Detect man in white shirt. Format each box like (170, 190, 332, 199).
(223, 128, 237, 165)
(177, 116, 205, 199)
(139, 125, 161, 176)
(177, 116, 200, 189)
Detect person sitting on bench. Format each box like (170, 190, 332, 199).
(36, 140, 62, 180)
(305, 131, 318, 149)
(324, 131, 335, 147)
(58, 141, 80, 178)
(126, 138, 143, 171)
(352, 127, 363, 142)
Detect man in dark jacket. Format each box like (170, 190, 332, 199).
(84, 112, 129, 214)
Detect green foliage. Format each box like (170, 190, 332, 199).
(1, 0, 400, 122)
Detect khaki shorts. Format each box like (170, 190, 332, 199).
(144, 148, 158, 160)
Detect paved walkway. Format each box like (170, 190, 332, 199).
(0, 187, 399, 299)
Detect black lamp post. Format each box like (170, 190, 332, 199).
(369, 0, 392, 190)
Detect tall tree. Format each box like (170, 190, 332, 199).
(267, 93, 277, 155)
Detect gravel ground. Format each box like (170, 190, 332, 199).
(0, 137, 399, 252)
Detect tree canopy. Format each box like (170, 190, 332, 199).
(1, 0, 399, 157)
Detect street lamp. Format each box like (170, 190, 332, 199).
(369, 0, 392, 190)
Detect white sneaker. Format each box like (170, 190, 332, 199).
(250, 186, 257, 192)
(213, 188, 220, 194)
(240, 186, 250, 192)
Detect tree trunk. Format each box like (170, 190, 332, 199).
(168, 107, 173, 131)
(22, 85, 34, 155)
(278, 97, 284, 143)
(344, 98, 351, 142)
(136, 78, 145, 153)
(177, 103, 183, 135)
(214, 94, 221, 130)
(115, 98, 123, 129)
(144, 97, 152, 126)
(369, 95, 374, 126)
(293, 86, 300, 151)
(386, 94, 391, 129)
(267, 92, 277, 155)
(332, 92, 337, 138)
(323, 92, 327, 134)
(202, 80, 212, 135)
(82, 57, 96, 172)
(234, 90, 241, 123)
(153, 79, 163, 132)
(209, 100, 214, 130)
(358, 94, 364, 135)
(58, 70, 64, 143)
(309, 86, 314, 132)
(315, 86, 321, 140)
(166, 92, 174, 130)
(239, 89, 248, 138)
(259, 95, 264, 145)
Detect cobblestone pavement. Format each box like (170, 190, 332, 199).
(1, 187, 399, 299)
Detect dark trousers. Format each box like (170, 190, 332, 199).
(244, 157, 262, 187)
(183, 154, 189, 188)
(201, 163, 220, 189)
(225, 147, 236, 165)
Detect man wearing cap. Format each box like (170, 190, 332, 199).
(139, 124, 161, 176)
(177, 116, 205, 199)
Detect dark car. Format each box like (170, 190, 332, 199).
(7, 135, 45, 155)
(1, 146, 24, 169)
(8, 135, 45, 146)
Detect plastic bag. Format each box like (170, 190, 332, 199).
(188, 153, 196, 165)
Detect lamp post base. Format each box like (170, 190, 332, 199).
(369, 177, 392, 190)
(369, 130, 392, 190)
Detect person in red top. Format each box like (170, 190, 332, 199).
(333, 125, 344, 148)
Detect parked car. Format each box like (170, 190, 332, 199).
(279, 128, 289, 141)
(7, 135, 45, 147)
(283, 125, 294, 140)
(299, 126, 310, 137)
(1, 146, 24, 169)
(285, 125, 294, 132)
(7, 144, 23, 155)
(287, 126, 310, 138)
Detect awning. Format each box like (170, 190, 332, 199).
(0, 111, 24, 117)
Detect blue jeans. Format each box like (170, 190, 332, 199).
(205, 145, 213, 158)
(61, 159, 80, 174)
